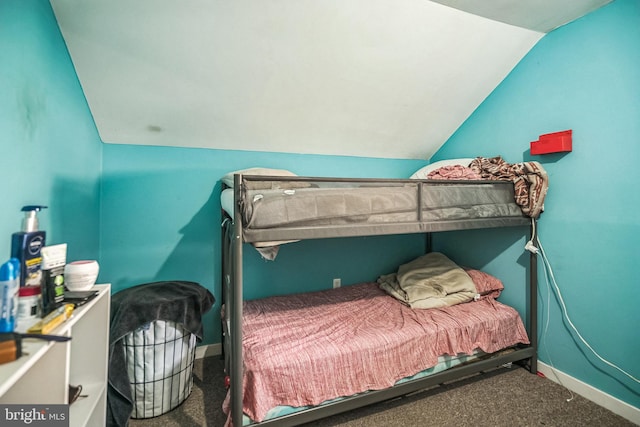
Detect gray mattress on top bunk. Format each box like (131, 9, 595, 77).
(221, 176, 529, 243)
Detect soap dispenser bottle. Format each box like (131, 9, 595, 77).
(0, 258, 20, 332)
(11, 205, 47, 288)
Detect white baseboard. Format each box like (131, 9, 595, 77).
(196, 343, 222, 360)
(537, 362, 639, 425)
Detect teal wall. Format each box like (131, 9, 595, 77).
(0, 1, 101, 264)
(432, 0, 639, 409)
(101, 144, 427, 345)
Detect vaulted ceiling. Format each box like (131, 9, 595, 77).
(50, 0, 610, 159)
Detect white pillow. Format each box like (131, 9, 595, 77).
(410, 158, 475, 179)
(221, 167, 311, 190)
(221, 168, 296, 187)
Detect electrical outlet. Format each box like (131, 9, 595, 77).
(333, 278, 341, 288)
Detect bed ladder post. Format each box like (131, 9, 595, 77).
(221, 212, 230, 362)
(528, 219, 538, 373)
(231, 174, 244, 426)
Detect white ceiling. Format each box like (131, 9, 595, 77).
(430, 0, 610, 33)
(50, 0, 610, 160)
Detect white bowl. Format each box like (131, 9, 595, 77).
(64, 260, 99, 291)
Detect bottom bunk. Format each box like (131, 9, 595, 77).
(223, 277, 535, 426)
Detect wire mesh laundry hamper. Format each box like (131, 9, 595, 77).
(123, 320, 197, 419)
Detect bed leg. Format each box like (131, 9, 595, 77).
(529, 354, 538, 374)
(529, 219, 538, 375)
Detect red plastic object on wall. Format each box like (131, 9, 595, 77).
(530, 130, 572, 155)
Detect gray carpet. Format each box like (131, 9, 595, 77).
(128, 356, 636, 427)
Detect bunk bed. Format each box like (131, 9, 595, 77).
(221, 169, 541, 426)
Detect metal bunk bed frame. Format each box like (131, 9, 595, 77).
(223, 174, 538, 427)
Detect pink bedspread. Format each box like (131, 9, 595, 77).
(427, 164, 482, 180)
(232, 282, 529, 423)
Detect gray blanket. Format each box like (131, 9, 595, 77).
(378, 252, 477, 309)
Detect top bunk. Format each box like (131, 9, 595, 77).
(221, 158, 548, 244)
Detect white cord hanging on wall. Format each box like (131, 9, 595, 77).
(526, 219, 639, 385)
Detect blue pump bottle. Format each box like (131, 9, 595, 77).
(11, 205, 47, 288)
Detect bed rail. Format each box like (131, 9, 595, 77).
(234, 174, 531, 243)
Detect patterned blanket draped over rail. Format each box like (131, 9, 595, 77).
(470, 156, 548, 218)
